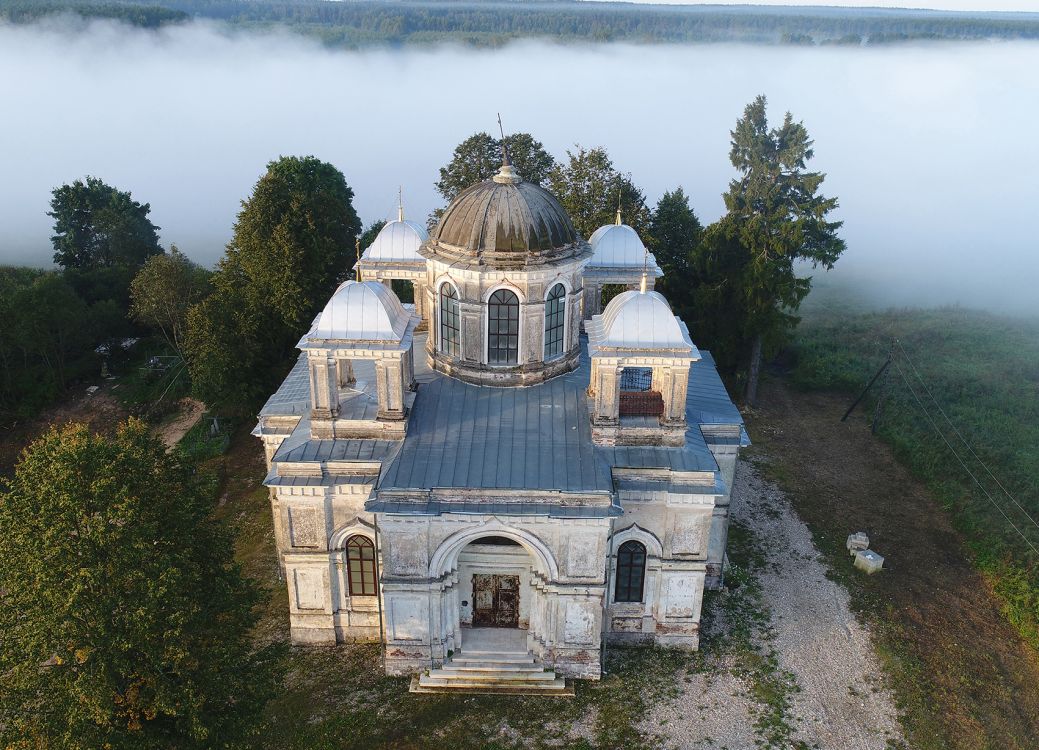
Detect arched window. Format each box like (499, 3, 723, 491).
(439, 284, 460, 357)
(488, 289, 519, 365)
(346, 535, 377, 596)
(544, 283, 566, 359)
(614, 540, 647, 603)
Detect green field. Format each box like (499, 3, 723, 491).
(791, 287, 1039, 650)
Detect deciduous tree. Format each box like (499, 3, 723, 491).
(129, 246, 212, 358)
(49, 176, 162, 270)
(0, 420, 279, 749)
(546, 146, 649, 238)
(184, 156, 360, 412)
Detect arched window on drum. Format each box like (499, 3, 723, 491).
(544, 283, 566, 359)
(488, 289, 519, 365)
(439, 283, 460, 356)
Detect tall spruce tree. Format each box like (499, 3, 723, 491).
(184, 156, 360, 412)
(0, 421, 279, 749)
(720, 95, 845, 405)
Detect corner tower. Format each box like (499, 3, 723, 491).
(420, 158, 592, 386)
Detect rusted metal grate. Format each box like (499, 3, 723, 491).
(619, 390, 664, 416)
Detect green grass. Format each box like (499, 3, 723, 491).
(176, 414, 231, 462)
(790, 301, 1039, 651)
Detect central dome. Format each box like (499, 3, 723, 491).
(423, 163, 585, 268)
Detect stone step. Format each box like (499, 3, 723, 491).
(450, 652, 535, 664)
(409, 675, 574, 696)
(439, 661, 546, 673)
(425, 669, 557, 683)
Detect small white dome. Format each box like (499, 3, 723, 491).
(599, 290, 691, 349)
(362, 219, 428, 262)
(307, 280, 410, 342)
(589, 223, 656, 268)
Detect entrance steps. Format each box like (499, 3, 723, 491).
(409, 644, 573, 696)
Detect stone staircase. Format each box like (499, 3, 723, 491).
(409, 643, 573, 696)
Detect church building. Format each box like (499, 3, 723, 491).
(254, 154, 747, 693)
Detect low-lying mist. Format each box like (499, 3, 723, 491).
(1, 19, 1037, 314)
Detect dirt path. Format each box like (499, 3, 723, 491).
(737, 462, 904, 749)
(0, 384, 129, 474)
(647, 460, 904, 750)
(151, 398, 206, 448)
(750, 377, 1039, 750)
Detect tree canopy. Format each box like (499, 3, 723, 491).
(547, 146, 649, 239)
(129, 246, 212, 359)
(647, 187, 702, 315)
(184, 156, 361, 412)
(435, 131, 555, 204)
(49, 176, 162, 271)
(0, 420, 278, 749)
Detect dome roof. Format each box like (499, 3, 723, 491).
(303, 280, 410, 343)
(424, 163, 586, 268)
(362, 219, 428, 262)
(596, 290, 693, 350)
(589, 222, 659, 269)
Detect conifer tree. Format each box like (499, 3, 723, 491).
(717, 95, 845, 404)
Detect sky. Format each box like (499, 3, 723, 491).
(612, 1, 1039, 11)
(1, 20, 1038, 314)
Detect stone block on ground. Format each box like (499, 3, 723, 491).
(846, 532, 870, 556)
(854, 549, 884, 574)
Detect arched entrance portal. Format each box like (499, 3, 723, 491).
(429, 524, 557, 659)
(459, 536, 530, 629)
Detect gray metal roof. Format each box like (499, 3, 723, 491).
(378, 359, 615, 493)
(424, 164, 587, 269)
(365, 499, 622, 518)
(687, 351, 744, 426)
(259, 354, 311, 416)
(262, 334, 745, 498)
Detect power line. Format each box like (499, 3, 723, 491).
(891, 359, 1039, 559)
(894, 339, 1039, 535)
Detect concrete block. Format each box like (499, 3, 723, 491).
(854, 549, 884, 574)
(847, 532, 870, 556)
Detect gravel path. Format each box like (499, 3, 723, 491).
(646, 459, 905, 749)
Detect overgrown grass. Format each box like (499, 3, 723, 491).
(790, 303, 1039, 651)
(176, 413, 231, 462)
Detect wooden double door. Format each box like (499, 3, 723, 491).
(472, 573, 520, 628)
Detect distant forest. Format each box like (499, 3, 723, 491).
(2, 0, 1039, 47)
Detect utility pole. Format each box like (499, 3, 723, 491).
(841, 348, 893, 423)
(870, 339, 896, 433)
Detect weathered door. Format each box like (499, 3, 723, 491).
(472, 574, 520, 627)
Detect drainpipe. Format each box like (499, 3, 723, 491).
(600, 516, 616, 677)
(373, 512, 386, 673)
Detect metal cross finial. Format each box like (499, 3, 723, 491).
(497, 112, 511, 166)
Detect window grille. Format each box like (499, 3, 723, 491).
(346, 536, 377, 596)
(440, 284, 460, 356)
(544, 284, 566, 358)
(488, 289, 519, 365)
(614, 540, 647, 603)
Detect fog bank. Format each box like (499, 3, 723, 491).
(1, 20, 1037, 313)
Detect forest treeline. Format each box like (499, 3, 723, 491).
(2, 0, 1038, 46)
